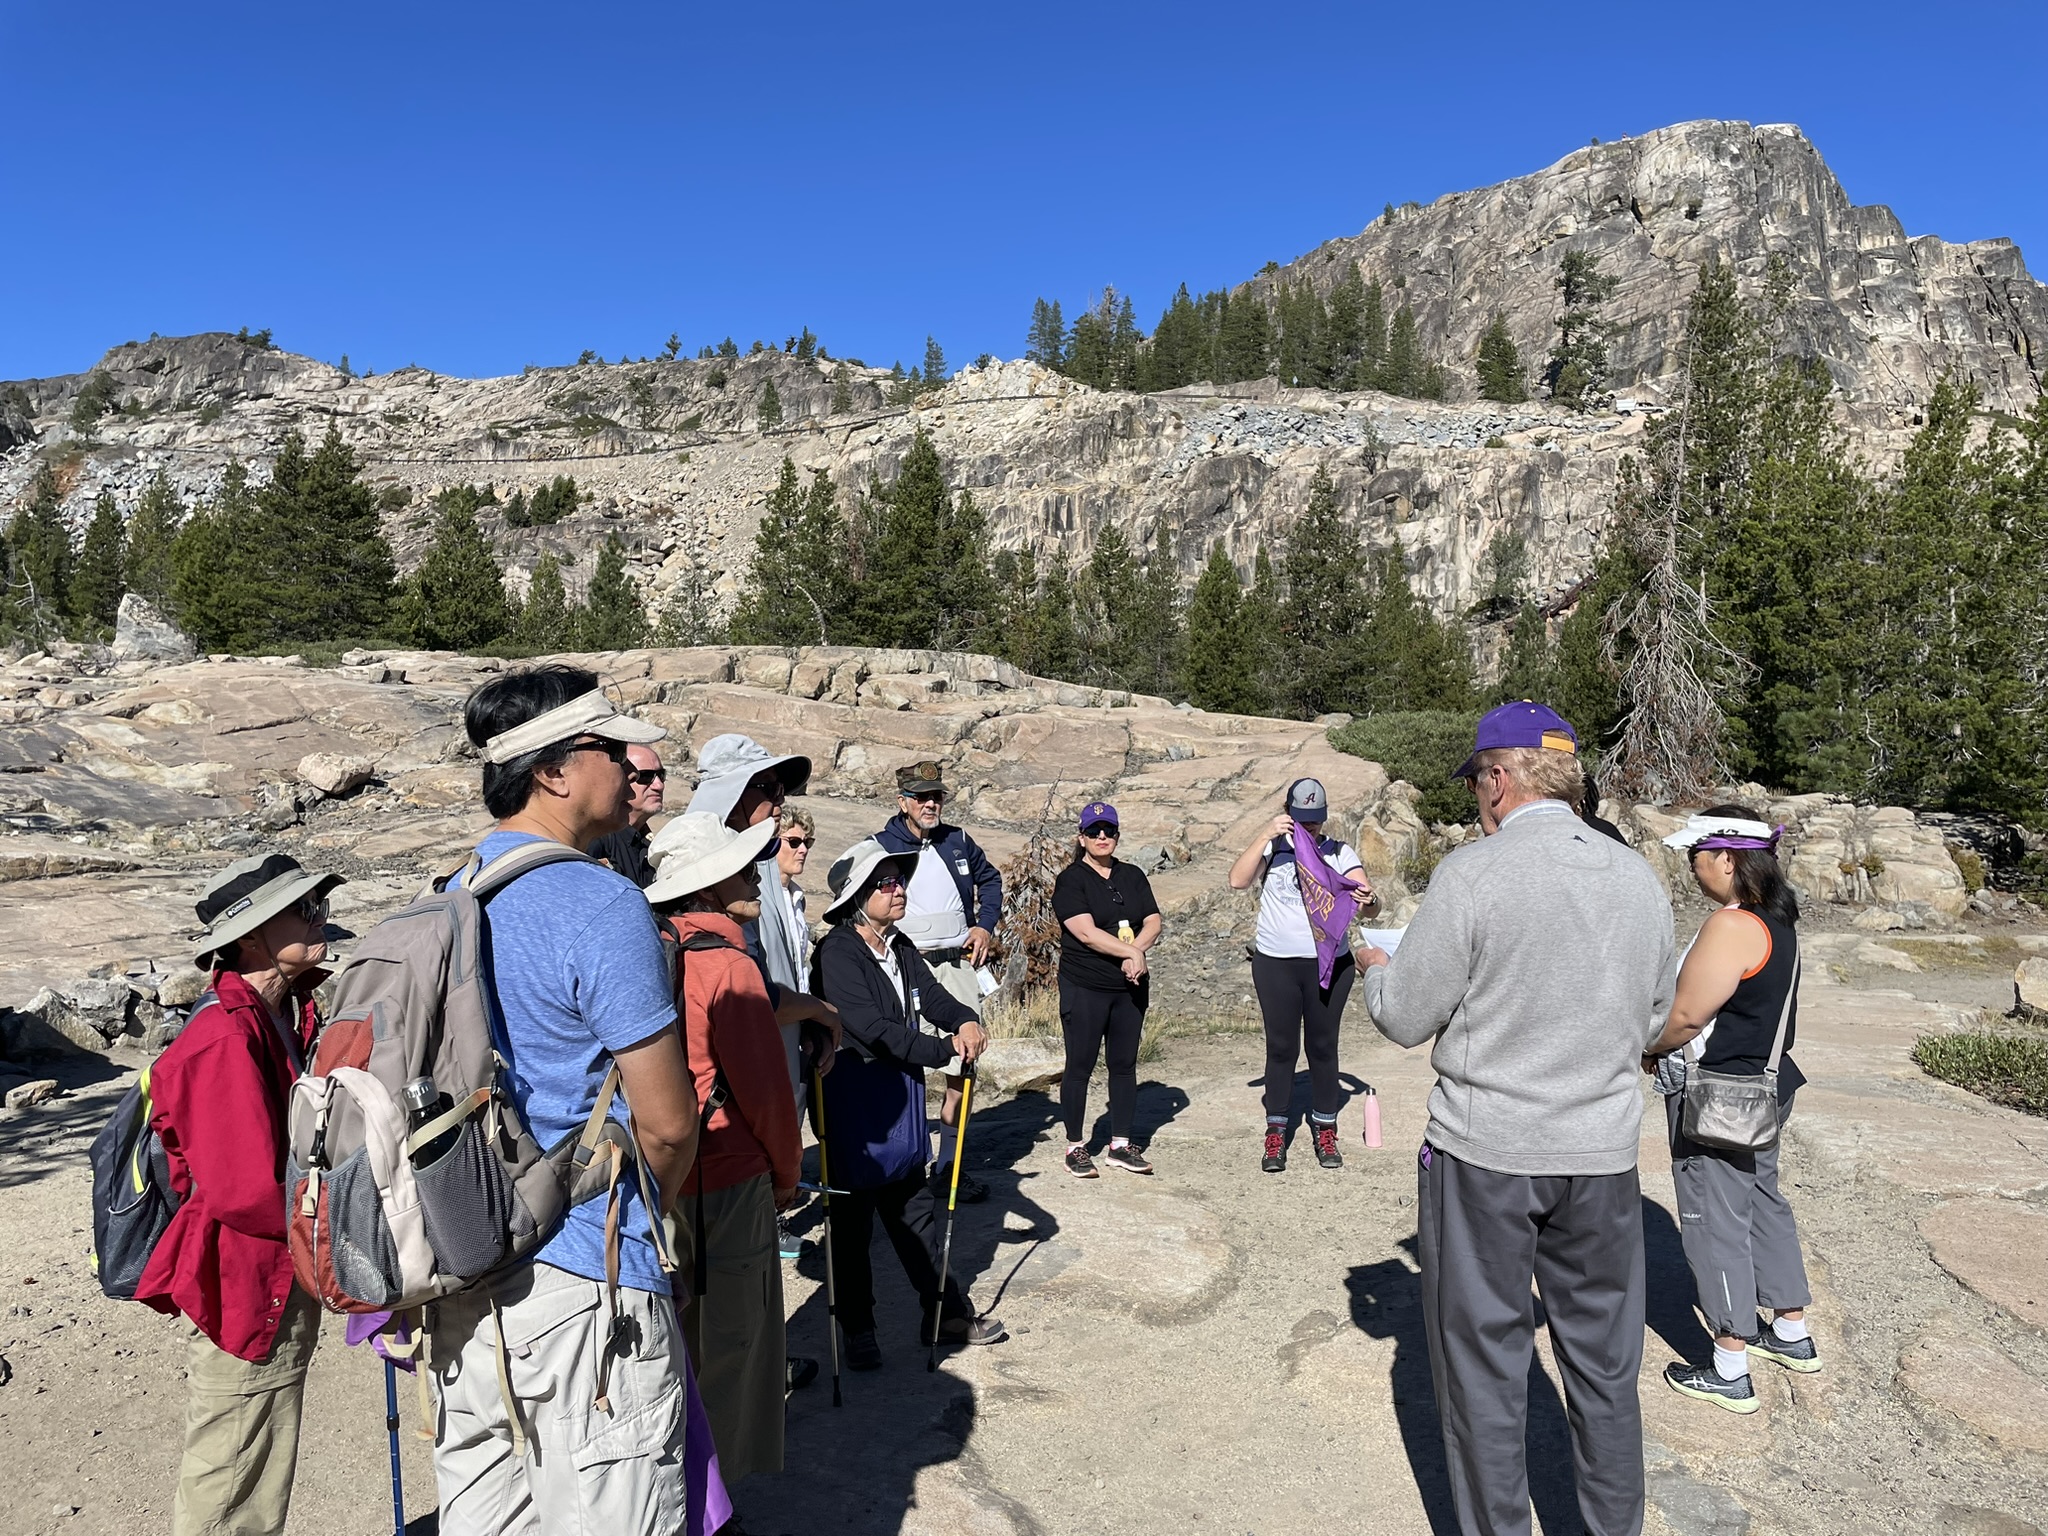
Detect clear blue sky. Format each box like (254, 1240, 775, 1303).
(3, 1, 2042, 383)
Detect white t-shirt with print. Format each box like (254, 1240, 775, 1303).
(1254, 836, 1364, 959)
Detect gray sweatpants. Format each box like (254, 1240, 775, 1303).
(1664, 1091, 1812, 1338)
(1417, 1145, 1646, 1536)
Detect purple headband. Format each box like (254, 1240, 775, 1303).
(1693, 826, 1786, 852)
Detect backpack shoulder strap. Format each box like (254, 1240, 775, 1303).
(465, 840, 596, 900)
(1764, 950, 1800, 1075)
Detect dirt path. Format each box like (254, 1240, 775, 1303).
(4, 969, 2046, 1536)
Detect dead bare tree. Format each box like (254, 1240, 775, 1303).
(1603, 334, 1750, 805)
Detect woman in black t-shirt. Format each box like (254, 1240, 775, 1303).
(1049, 801, 1162, 1177)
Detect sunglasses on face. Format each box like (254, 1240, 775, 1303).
(746, 774, 786, 801)
(294, 895, 330, 925)
(626, 768, 666, 786)
(783, 835, 813, 850)
(567, 738, 630, 765)
(903, 790, 944, 806)
(872, 874, 905, 893)
(1083, 824, 1119, 840)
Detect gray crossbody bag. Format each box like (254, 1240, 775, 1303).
(1680, 952, 1799, 1152)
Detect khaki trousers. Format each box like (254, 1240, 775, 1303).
(428, 1262, 688, 1536)
(172, 1285, 322, 1536)
(674, 1172, 785, 1484)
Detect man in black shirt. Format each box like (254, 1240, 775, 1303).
(588, 743, 665, 887)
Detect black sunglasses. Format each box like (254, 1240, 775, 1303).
(566, 738, 630, 765)
(783, 835, 813, 850)
(1082, 824, 1119, 839)
(626, 768, 666, 786)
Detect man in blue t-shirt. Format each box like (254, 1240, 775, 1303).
(429, 664, 701, 1536)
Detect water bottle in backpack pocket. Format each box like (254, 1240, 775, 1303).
(403, 1075, 514, 1280)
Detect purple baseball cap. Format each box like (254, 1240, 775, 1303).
(1078, 800, 1119, 832)
(1451, 701, 1579, 780)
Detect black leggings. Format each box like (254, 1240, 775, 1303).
(826, 1169, 969, 1337)
(1252, 951, 1353, 1119)
(1059, 976, 1146, 1142)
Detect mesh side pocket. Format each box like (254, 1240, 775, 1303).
(326, 1148, 402, 1306)
(414, 1119, 512, 1281)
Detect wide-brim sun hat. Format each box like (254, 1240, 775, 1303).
(823, 837, 920, 923)
(194, 853, 345, 966)
(645, 813, 781, 907)
(480, 688, 666, 764)
(685, 734, 814, 824)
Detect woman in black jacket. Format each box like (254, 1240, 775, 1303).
(813, 837, 1006, 1368)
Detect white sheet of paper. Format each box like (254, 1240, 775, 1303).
(1357, 927, 1406, 955)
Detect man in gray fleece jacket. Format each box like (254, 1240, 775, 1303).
(1357, 702, 1675, 1536)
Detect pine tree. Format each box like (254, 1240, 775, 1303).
(1126, 519, 1183, 697)
(402, 495, 511, 650)
(1322, 270, 1366, 389)
(1064, 300, 1113, 388)
(1494, 603, 1555, 705)
(1243, 545, 1284, 713)
(1026, 299, 1066, 370)
(1545, 250, 1618, 411)
(795, 327, 817, 361)
(1279, 464, 1372, 717)
(265, 426, 397, 643)
(654, 556, 724, 646)
(1475, 313, 1527, 402)
(70, 488, 126, 631)
(1142, 285, 1208, 391)
(921, 336, 947, 391)
(125, 471, 182, 606)
(1474, 528, 1530, 617)
(731, 458, 850, 644)
(1382, 306, 1424, 397)
(848, 429, 993, 650)
(1083, 524, 1139, 684)
(516, 552, 573, 651)
(1362, 548, 1475, 712)
(170, 462, 284, 652)
(1182, 541, 1262, 713)
(1217, 287, 1272, 383)
(1550, 535, 1636, 754)
(757, 378, 783, 429)
(1357, 279, 1388, 389)
(1109, 294, 1142, 391)
(578, 532, 647, 650)
(1275, 283, 1325, 386)
(7, 464, 72, 629)
(829, 363, 854, 415)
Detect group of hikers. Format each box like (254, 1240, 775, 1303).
(110, 672, 1817, 1536)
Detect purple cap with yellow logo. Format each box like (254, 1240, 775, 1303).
(1451, 701, 1579, 781)
(1078, 801, 1119, 832)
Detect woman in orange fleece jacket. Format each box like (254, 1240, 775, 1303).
(646, 812, 801, 1489)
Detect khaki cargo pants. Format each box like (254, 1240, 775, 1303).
(428, 1262, 688, 1536)
(172, 1285, 322, 1536)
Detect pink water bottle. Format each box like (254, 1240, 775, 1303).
(1362, 1087, 1383, 1149)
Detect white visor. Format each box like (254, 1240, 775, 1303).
(1661, 814, 1778, 851)
(482, 689, 666, 764)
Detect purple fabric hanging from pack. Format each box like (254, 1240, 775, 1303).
(1291, 822, 1359, 990)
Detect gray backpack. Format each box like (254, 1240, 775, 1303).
(286, 841, 670, 1316)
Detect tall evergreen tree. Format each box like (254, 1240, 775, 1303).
(264, 426, 397, 643)
(1550, 534, 1636, 754)
(1358, 279, 1389, 389)
(516, 552, 573, 651)
(1216, 287, 1272, 383)
(1382, 305, 1424, 397)
(579, 532, 647, 650)
(170, 462, 283, 652)
(757, 378, 783, 429)
(402, 495, 511, 650)
(922, 336, 948, 390)
(1182, 542, 1261, 712)
(654, 556, 724, 646)
(1362, 549, 1475, 711)
(1322, 270, 1366, 389)
(125, 471, 182, 607)
(7, 464, 72, 627)
(1279, 464, 1372, 717)
(1143, 285, 1208, 391)
(1125, 519, 1183, 697)
(1083, 524, 1139, 683)
(828, 363, 854, 415)
(849, 429, 993, 650)
(1545, 250, 1619, 410)
(70, 488, 126, 631)
(1494, 603, 1555, 706)
(1064, 299, 1114, 388)
(1475, 313, 1528, 402)
(1108, 295, 1142, 391)
(1026, 299, 1067, 370)
(731, 458, 850, 644)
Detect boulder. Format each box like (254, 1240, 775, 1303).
(4, 1078, 60, 1109)
(1, 980, 131, 1056)
(297, 751, 376, 798)
(155, 967, 211, 1009)
(112, 593, 196, 662)
(2017, 957, 2048, 1017)
(859, 674, 948, 711)
(977, 1037, 1064, 1096)
(736, 653, 795, 693)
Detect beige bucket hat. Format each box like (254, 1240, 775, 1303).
(644, 813, 780, 907)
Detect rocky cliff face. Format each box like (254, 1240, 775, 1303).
(1275, 120, 2044, 425)
(2, 120, 2037, 630)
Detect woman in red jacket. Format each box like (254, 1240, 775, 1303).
(138, 853, 341, 1536)
(646, 812, 803, 1491)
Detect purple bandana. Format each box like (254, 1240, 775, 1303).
(1291, 822, 1360, 990)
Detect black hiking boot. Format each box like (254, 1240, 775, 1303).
(845, 1330, 883, 1371)
(1311, 1121, 1343, 1169)
(1261, 1126, 1287, 1173)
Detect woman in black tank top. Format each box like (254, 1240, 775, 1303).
(1643, 804, 1820, 1414)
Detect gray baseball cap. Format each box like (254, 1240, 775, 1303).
(1285, 777, 1329, 822)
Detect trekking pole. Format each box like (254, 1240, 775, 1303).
(812, 1066, 842, 1408)
(382, 1357, 406, 1536)
(927, 1071, 975, 1372)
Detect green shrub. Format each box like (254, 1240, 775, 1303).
(1861, 853, 1886, 879)
(1913, 1031, 2048, 1116)
(1330, 710, 1480, 825)
(1947, 845, 1987, 893)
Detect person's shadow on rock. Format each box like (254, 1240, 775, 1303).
(1347, 1237, 1584, 1536)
